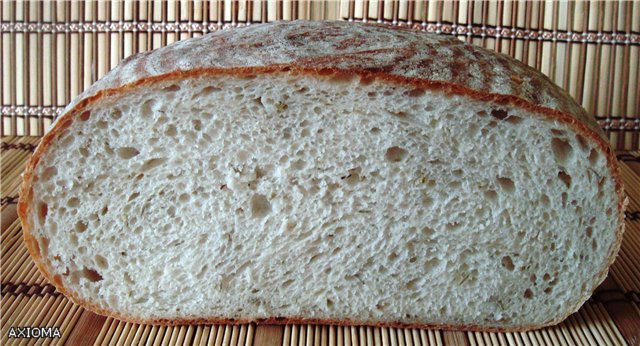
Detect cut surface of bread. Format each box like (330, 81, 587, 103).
(19, 21, 624, 332)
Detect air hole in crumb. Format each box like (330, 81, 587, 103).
(192, 119, 202, 131)
(385, 146, 407, 162)
(163, 84, 180, 92)
(551, 138, 573, 165)
(501, 256, 515, 271)
(446, 221, 461, 230)
(79, 110, 91, 121)
(282, 279, 294, 288)
(110, 109, 123, 120)
(67, 197, 80, 208)
(103, 142, 114, 155)
(156, 115, 168, 126)
(117, 147, 140, 159)
(370, 127, 381, 134)
(295, 86, 309, 94)
(292, 159, 306, 171)
(448, 181, 461, 189)
(406, 278, 420, 289)
(140, 99, 156, 118)
(490, 109, 509, 120)
(422, 195, 433, 208)
(179, 193, 190, 203)
(140, 158, 167, 172)
(506, 115, 523, 124)
(75, 221, 87, 233)
(250, 194, 271, 219)
(558, 171, 572, 188)
(523, 289, 533, 299)
(165, 125, 177, 137)
(128, 192, 140, 202)
(326, 298, 334, 308)
(95, 255, 109, 269)
(543, 273, 551, 281)
(484, 190, 498, 202)
(69, 233, 78, 246)
(561, 192, 568, 208)
(540, 194, 550, 206)
(585, 227, 593, 237)
(389, 110, 409, 117)
(588, 149, 599, 166)
(342, 168, 361, 185)
(592, 239, 598, 250)
(192, 86, 220, 99)
(423, 258, 440, 272)
(544, 287, 552, 294)
(59, 135, 74, 148)
(496, 177, 515, 193)
(37, 202, 48, 224)
(79, 147, 90, 157)
(422, 227, 435, 238)
(530, 274, 537, 283)
(82, 268, 103, 282)
(41, 167, 57, 181)
(405, 89, 425, 97)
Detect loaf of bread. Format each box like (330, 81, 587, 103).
(19, 21, 625, 331)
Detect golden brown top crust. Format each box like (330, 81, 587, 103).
(63, 20, 602, 140)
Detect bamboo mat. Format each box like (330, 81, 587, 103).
(1, 136, 639, 346)
(1, 1, 639, 150)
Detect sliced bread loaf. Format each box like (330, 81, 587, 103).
(19, 21, 625, 331)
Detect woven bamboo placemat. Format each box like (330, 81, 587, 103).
(1, 136, 639, 345)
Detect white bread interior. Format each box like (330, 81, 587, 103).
(28, 73, 619, 329)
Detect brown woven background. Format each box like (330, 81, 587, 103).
(1, 0, 639, 149)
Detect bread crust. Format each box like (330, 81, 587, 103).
(18, 21, 625, 332)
